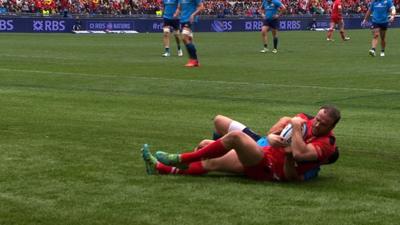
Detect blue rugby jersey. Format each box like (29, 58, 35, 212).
(163, 0, 179, 19)
(369, 0, 394, 24)
(262, 0, 283, 20)
(178, 0, 202, 23)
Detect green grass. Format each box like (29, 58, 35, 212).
(0, 30, 399, 225)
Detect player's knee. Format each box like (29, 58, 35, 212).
(173, 30, 180, 35)
(202, 159, 218, 170)
(182, 38, 190, 45)
(213, 114, 221, 124)
(214, 114, 225, 124)
(227, 130, 245, 140)
(163, 27, 170, 34)
(197, 139, 213, 150)
(214, 115, 228, 134)
(182, 28, 192, 37)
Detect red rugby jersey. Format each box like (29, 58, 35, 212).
(264, 113, 337, 181)
(331, 0, 343, 19)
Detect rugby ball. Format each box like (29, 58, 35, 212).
(280, 123, 307, 145)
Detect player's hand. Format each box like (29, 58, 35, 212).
(283, 146, 293, 154)
(290, 117, 306, 129)
(389, 15, 395, 23)
(361, 19, 367, 27)
(267, 134, 288, 147)
(189, 14, 195, 23)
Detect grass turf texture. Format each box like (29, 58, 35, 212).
(0, 30, 399, 225)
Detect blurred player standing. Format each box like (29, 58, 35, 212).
(174, 0, 204, 67)
(362, 0, 396, 57)
(326, 0, 350, 41)
(259, 0, 286, 54)
(162, 0, 183, 57)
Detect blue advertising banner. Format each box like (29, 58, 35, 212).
(86, 20, 135, 31)
(1, 16, 399, 33)
(0, 18, 73, 32)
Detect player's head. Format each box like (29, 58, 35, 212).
(312, 105, 341, 136)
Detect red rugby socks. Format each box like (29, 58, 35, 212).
(180, 139, 228, 164)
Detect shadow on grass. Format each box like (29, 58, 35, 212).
(158, 172, 340, 189)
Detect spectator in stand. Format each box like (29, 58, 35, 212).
(2, 0, 394, 17)
(0, 2, 7, 14)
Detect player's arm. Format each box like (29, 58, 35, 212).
(173, 3, 181, 18)
(267, 116, 291, 147)
(268, 116, 291, 134)
(283, 149, 303, 181)
(189, 1, 204, 23)
(259, 1, 265, 18)
(290, 117, 318, 161)
(277, 3, 286, 17)
(389, 6, 396, 22)
(362, 8, 372, 25)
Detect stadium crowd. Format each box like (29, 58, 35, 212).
(0, 0, 399, 16)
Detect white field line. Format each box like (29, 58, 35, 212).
(0, 68, 399, 94)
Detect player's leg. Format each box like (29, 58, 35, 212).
(195, 139, 214, 150)
(153, 139, 215, 173)
(185, 140, 245, 174)
(260, 25, 269, 52)
(182, 23, 199, 67)
(271, 28, 278, 53)
(155, 149, 244, 175)
(202, 150, 244, 173)
(339, 20, 350, 41)
(172, 20, 183, 56)
(221, 131, 264, 167)
(327, 21, 335, 41)
(156, 130, 264, 168)
(173, 30, 183, 56)
(213, 115, 235, 137)
(379, 28, 386, 56)
(141, 141, 212, 175)
(369, 27, 379, 56)
(176, 140, 244, 175)
(141, 144, 159, 175)
(212, 115, 261, 142)
(162, 25, 171, 57)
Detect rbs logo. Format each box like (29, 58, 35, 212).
(211, 20, 232, 32)
(33, 20, 66, 32)
(245, 21, 263, 31)
(152, 22, 163, 31)
(0, 20, 14, 31)
(280, 20, 301, 30)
